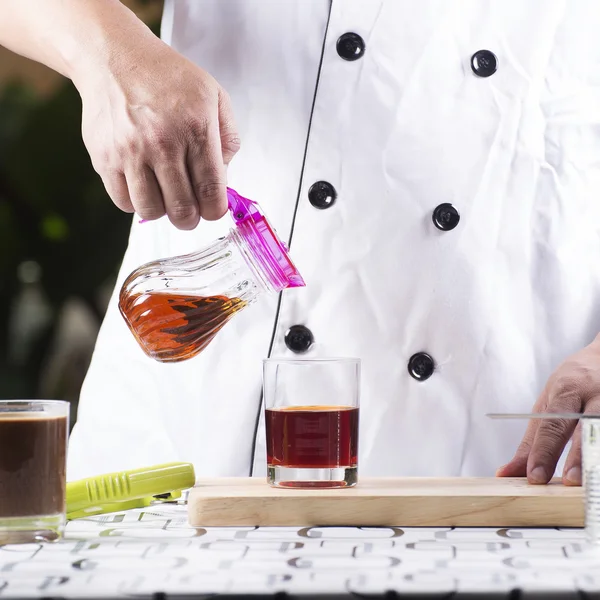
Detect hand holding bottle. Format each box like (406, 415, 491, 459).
(0, 0, 241, 230)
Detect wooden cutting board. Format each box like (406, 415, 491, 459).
(188, 477, 584, 528)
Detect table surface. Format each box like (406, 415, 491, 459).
(1, 500, 600, 598)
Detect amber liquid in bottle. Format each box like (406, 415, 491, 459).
(118, 291, 246, 362)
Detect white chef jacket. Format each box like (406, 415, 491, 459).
(67, 0, 600, 481)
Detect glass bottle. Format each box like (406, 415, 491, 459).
(118, 188, 305, 362)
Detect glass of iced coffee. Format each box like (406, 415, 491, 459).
(0, 400, 69, 544)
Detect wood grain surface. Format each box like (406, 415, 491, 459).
(187, 477, 584, 528)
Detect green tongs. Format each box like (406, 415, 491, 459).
(65, 461, 196, 520)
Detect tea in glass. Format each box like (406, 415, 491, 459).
(263, 358, 360, 488)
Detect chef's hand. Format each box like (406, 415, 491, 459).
(0, 0, 239, 230)
(496, 335, 600, 486)
(79, 40, 239, 230)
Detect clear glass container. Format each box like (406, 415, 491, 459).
(583, 417, 600, 545)
(119, 188, 305, 362)
(263, 358, 361, 488)
(0, 400, 69, 544)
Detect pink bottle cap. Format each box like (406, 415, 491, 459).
(227, 187, 305, 291)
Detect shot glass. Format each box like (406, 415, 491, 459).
(0, 400, 69, 544)
(263, 358, 360, 488)
(583, 416, 600, 545)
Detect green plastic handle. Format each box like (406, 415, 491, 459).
(66, 462, 195, 518)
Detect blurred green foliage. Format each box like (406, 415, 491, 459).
(0, 6, 162, 410)
(0, 79, 131, 401)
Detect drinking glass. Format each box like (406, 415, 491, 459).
(0, 400, 69, 544)
(263, 358, 360, 488)
(583, 417, 600, 545)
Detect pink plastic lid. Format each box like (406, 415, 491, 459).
(227, 187, 305, 291)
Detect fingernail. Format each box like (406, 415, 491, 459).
(529, 466, 548, 483)
(565, 467, 582, 485)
